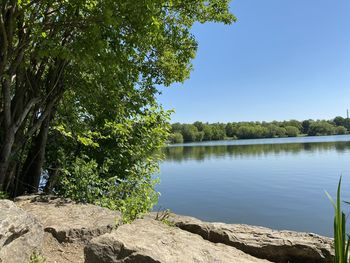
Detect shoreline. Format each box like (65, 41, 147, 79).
(167, 133, 350, 147)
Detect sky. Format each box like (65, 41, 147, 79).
(157, 0, 350, 123)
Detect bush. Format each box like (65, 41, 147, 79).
(56, 156, 159, 223)
(47, 107, 170, 223)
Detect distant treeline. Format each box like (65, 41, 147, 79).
(164, 141, 350, 162)
(169, 117, 350, 143)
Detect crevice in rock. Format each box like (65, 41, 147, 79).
(173, 222, 332, 263)
(3, 228, 29, 246)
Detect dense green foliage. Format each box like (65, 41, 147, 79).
(0, 1, 235, 220)
(169, 117, 349, 143)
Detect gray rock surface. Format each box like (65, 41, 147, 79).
(3, 196, 334, 263)
(84, 218, 272, 263)
(15, 195, 122, 243)
(0, 200, 44, 263)
(164, 213, 334, 263)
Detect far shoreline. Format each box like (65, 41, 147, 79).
(167, 133, 350, 147)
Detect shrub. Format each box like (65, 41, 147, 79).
(56, 156, 160, 223)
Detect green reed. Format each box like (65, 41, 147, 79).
(326, 177, 350, 263)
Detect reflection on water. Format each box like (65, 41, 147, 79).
(156, 136, 350, 237)
(164, 141, 350, 162)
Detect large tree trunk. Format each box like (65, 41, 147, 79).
(44, 162, 60, 194)
(17, 111, 52, 195)
(0, 128, 15, 191)
(0, 2, 70, 196)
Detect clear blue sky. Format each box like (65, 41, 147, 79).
(158, 0, 350, 123)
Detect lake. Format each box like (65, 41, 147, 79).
(155, 135, 350, 237)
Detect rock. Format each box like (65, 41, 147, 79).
(84, 218, 272, 263)
(41, 232, 85, 263)
(164, 213, 334, 263)
(0, 200, 44, 263)
(15, 195, 122, 243)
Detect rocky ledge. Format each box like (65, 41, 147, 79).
(162, 213, 333, 263)
(15, 195, 122, 243)
(0, 196, 334, 263)
(85, 218, 272, 263)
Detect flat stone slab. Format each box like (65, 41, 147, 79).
(164, 213, 334, 263)
(0, 200, 44, 263)
(84, 218, 272, 263)
(15, 195, 122, 243)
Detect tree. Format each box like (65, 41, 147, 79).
(0, 0, 236, 201)
(302, 120, 312, 134)
(334, 116, 350, 131)
(169, 132, 184, 144)
(283, 120, 302, 132)
(285, 126, 300, 137)
(237, 125, 257, 139)
(195, 131, 205, 142)
(308, 121, 335, 136)
(335, 126, 347, 135)
(182, 124, 199, 142)
(172, 123, 183, 133)
(203, 125, 213, 141)
(193, 121, 204, 131)
(334, 116, 345, 127)
(225, 123, 237, 138)
(211, 123, 226, 140)
(267, 124, 286, 138)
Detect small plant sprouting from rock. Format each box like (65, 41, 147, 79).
(28, 252, 46, 263)
(155, 209, 175, 227)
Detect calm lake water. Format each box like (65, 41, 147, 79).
(155, 135, 350, 237)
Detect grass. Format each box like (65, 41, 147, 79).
(155, 209, 175, 227)
(326, 177, 350, 263)
(28, 252, 46, 263)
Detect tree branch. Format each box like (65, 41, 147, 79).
(13, 97, 40, 133)
(1, 79, 11, 130)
